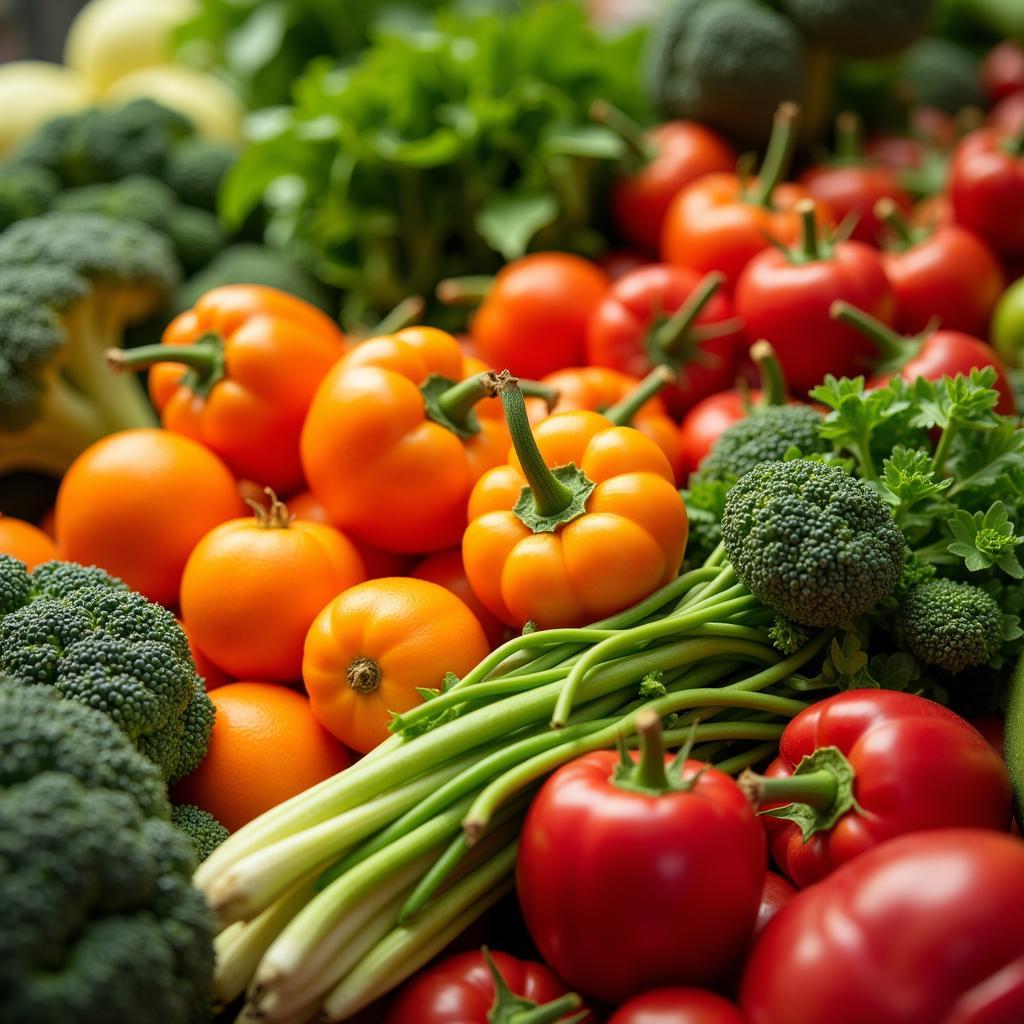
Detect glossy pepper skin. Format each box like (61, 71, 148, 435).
(384, 949, 590, 1024)
(661, 104, 819, 290)
(110, 285, 347, 494)
(463, 374, 687, 630)
(735, 202, 894, 393)
(742, 690, 1012, 888)
(608, 988, 747, 1024)
(300, 327, 509, 554)
(526, 365, 684, 483)
(585, 264, 742, 416)
(517, 714, 765, 1005)
(949, 127, 1024, 257)
(740, 829, 1024, 1024)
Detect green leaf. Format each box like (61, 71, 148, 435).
(947, 502, 1024, 578)
(475, 192, 558, 260)
(544, 125, 626, 159)
(879, 446, 952, 508)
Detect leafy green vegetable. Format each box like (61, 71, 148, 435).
(220, 2, 648, 320)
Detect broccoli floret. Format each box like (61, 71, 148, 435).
(28, 558, 126, 599)
(0, 772, 215, 1024)
(13, 98, 194, 187)
(0, 213, 180, 474)
(899, 578, 1006, 674)
(0, 556, 214, 783)
(779, 0, 933, 58)
(768, 613, 810, 655)
(173, 242, 334, 314)
(172, 804, 229, 863)
(722, 460, 906, 627)
(0, 681, 168, 818)
(166, 207, 226, 273)
(164, 137, 237, 211)
(52, 175, 177, 231)
(899, 37, 986, 115)
(0, 163, 60, 230)
(693, 405, 828, 486)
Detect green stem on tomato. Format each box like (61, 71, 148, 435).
(604, 366, 675, 425)
(651, 271, 725, 361)
(875, 197, 919, 250)
(750, 340, 788, 406)
(616, 709, 672, 793)
(795, 199, 822, 262)
(834, 111, 863, 163)
(751, 102, 801, 207)
(829, 300, 911, 366)
(590, 98, 655, 163)
(741, 766, 837, 809)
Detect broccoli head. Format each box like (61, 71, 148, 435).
(0, 681, 168, 818)
(0, 555, 214, 783)
(899, 578, 1006, 674)
(0, 163, 60, 230)
(721, 459, 906, 627)
(693, 404, 828, 486)
(166, 206, 226, 273)
(780, 0, 934, 58)
(0, 772, 215, 1024)
(13, 98, 194, 187)
(164, 136, 237, 212)
(172, 804, 230, 863)
(51, 174, 178, 232)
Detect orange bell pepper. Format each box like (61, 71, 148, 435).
(463, 372, 688, 630)
(107, 285, 346, 494)
(301, 327, 524, 554)
(526, 365, 684, 483)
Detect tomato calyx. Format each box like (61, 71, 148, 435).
(829, 300, 923, 374)
(346, 655, 382, 696)
(612, 710, 705, 798)
(875, 197, 930, 252)
(244, 487, 294, 530)
(999, 129, 1024, 159)
(105, 331, 227, 398)
(480, 948, 587, 1024)
(742, 102, 801, 209)
(496, 371, 596, 534)
(604, 366, 674, 426)
(645, 270, 733, 370)
(740, 745, 858, 841)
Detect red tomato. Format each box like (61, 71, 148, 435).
(880, 216, 1004, 336)
(735, 202, 894, 393)
(949, 127, 1024, 257)
(598, 102, 736, 253)
(600, 249, 649, 281)
(469, 253, 609, 379)
(740, 829, 1024, 1024)
(835, 302, 1018, 415)
(678, 390, 751, 480)
(608, 988, 747, 1024)
(752, 872, 796, 939)
(585, 264, 742, 416)
(745, 690, 1012, 887)
(982, 41, 1024, 104)
(385, 949, 589, 1023)
(517, 715, 766, 1004)
(865, 134, 928, 172)
(991, 92, 1024, 137)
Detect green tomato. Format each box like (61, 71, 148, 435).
(992, 278, 1024, 369)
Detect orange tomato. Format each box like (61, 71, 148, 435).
(0, 515, 58, 569)
(304, 578, 489, 753)
(300, 327, 510, 554)
(173, 682, 353, 832)
(180, 492, 366, 682)
(178, 617, 232, 691)
(411, 548, 508, 649)
(55, 429, 243, 606)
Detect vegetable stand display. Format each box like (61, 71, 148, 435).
(3, 1, 1024, 1023)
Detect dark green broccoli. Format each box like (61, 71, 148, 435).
(0, 163, 60, 230)
(779, 0, 934, 58)
(28, 558, 127, 599)
(0, 555, 214, 783)
(164, 136, 237, 211)
(0, 681, 168, 818)
(0, 772, 215, 1024)
(166, 207, 226, 273)
(13, 98, 194, 187)
(899, 37, 986, 115)
(0, 213, 179, 474)
(172, 804, 229, 863)
(721, 459, 906, 627)
(899, 578, 1006, 674)
(51, 174, 178, 231)
(693, 404, 828, 486)
(768, 613, 811, 655)
(173, 242, 334, 314)
(647, 0, 807, 145)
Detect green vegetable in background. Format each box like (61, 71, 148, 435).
(780, 0, 935, 58)
(899, 36, 985, 113)
(993, 278, 1024, 369)
(172, 803, 230, 863)
(221, 2, 646, 321)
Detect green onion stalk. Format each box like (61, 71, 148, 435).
(195, 382, 831, 1023)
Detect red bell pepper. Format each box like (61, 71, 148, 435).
(876, 198, 1004, 337)
(740, 690, 1012, 888)
(735, 201, 894, 393)
(384, 949, 589, 1024)
(832, 301, 1018, 415)
(800, 112, 912, 245)
(949, 126, 1024, 257)
(585, 264, 742, 416)
(661, 103, 817, 290)
(608, 988, 747, 1024)
(593, 101, 737, 255)
(517, 712, 766, 1004)
(740, 829, 1024, 1024)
